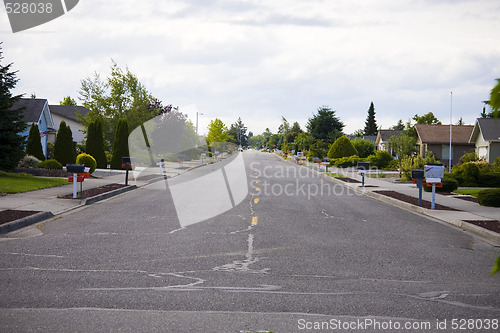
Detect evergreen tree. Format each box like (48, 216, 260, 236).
(110, 118, 130, 169)
(25, 123, 45, 160)
(363, 102, 378, 136)
(86, 118, 107, 168)
(306, 106, 344, 143)
(0, 43, 26, 171)
(54, 121, 76, 165)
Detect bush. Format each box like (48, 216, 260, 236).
(76, 153, 97, 174)
(424, 175, 458, 193)
(110, 118, 130, 169)
(477, 188, 500, 207)
(494, 156, 500, 172)
(351, 138, 375, 158)
(328, 136, 358, 159)
(452, 162, 480, 186)
(477, 172, 500, 187)
(367, 150, 393, 169)
(54, 121, 76, 166)
(18, 155, 41, 168)
(25, 123, 45, 161)
(385, 159, 399, 170)
(459, 150, 479, 163)
(330, 156, 363, 168)
(36, 159, 63, 170)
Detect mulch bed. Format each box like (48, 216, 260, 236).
(336, 177, 361, 183)
(374, 190, 460, 211)
(0, 210, 41, 226)
(13, 167, 69, 177)
(358, 185, 379, 188)
(58, 184, 127, 199)
(463, 220, 500, 233)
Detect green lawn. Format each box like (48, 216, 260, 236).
(325, 171, 345, 178)
(452, 188, 485, 198)
(0, 171, 69, 194)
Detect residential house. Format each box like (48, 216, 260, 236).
(468, 118, 500, 163)
(415, 124, 474, 165)
(14, 98, 55, 158)
(49, 105, 90, 144)
(375, 130, 403, 154)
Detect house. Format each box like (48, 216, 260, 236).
(363, 135, 377, 143)
(14, 98, 55, 158)
(375, 130, 403, 154)
(415, 124, 474, 165)
(49, 105, 90, 144)
(468, 118, 500, 163)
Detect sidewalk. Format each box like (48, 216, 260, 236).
(291, 157, 500, 245)
(0, 158, 210, 234)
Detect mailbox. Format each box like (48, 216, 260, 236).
(66, 164, 85, 173)
(122, 157, 132, 164)
(411, 170, 424, 179)
(357, 162, 370, 171)
(424, 165, 444, 179)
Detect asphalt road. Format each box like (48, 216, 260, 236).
(1, 150, 499, 332)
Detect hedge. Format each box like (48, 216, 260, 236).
(477, 173, 500, 188)
(36, 159, 63, 170)
(477, 189, 500, 207)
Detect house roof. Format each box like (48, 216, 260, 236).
(12, 98, 48, 123)
(363, 135, 377, 143)
(49, 105, 90, 122)
(376, 130, 403, 143)
(415, 124, 474, 144)
(469, 118, 500, 143)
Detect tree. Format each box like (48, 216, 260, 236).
(353, 129, 364, 137)
(86, 118, 107, 168)
(363, 102, 378, 136)
(295, 132, 314, 152)
(489, 78, 500, 118)
(0, 44, 26, 171)
(352, 138, 375, 158)
(278, 116, 290, 134)
(413, 112, 441, 125)
(110, 118, 129, 169)
(308, 139, 329, 160)
(328, 136, 358, 159)
(79, 61, 158, 150)
(60, 96, 77, 105)
(456, 117, 465, 126)
(227, 117, 248, 147)
(387, 134, 417, 176)
(306, 106, 344, 143)
(206, 118, 229, 144)
(54, 121, 76, 165)
(25, 123, 45, 161)
(390, 119, 405, 130)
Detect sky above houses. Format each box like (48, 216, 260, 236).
(1, 0, 499, 136)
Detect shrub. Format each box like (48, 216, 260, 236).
(452, 162, 480, 186)
(18, 155, 41, 168)
(54, 121, 76, 166)
(328, 136, 358, 159)
(477, 172, 500, 187)
(110, 118, 130, 169)
(424, 175, 458, 193)
(385, 159, 399, 170)
(472, 160, 493, 174)
(331, 156, 363, 168)
(36, 159, 63, 170)
(76, 153, 97, 174)
(459, 150, 479, 163)
(477, 188, 500, 207)
(367, 150, 393, 169)
(25, 123, 45, 161)
(494, 156, 500, 172)
(351, 138, 375, 158)
(86, 118, 107, 169)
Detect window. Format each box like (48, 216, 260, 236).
(442, 145, 453, 160)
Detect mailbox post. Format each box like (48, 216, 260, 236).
(411, 169, 425, 206)
(66, 164, 85, 199)
(424, 164, 445, 209)
(122, 157, 132, 186)
(357, 162, 370, 187)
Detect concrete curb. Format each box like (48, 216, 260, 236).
(0, 211, 54, 235)
(277, 153, 500, 245)
(82, 185, 138, 205)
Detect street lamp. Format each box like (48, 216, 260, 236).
(196, 111, 204, 134)
(449, 92, 453, 172)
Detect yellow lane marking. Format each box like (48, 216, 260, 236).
(254, 198, 259, 204)
(255, 188, 260, 192)
(251, 216, 258, 225)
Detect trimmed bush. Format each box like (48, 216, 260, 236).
(76, 153, 97, 174)
(36, 159, 63, 170)
(18, 155, 41, 168)
(424, 175, 458, 193)
(477, 188, 500, 207)
(477, 172, 500, 187)
(330, 156, 363, 168)
(110, 118, 130, 169)
(54, 121, 76, 166)
(25, 123, 45, 161)
(328, 136, 358, 159)
(86, 118, 107, 169)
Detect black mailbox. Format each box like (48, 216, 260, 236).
(357, 162, 370, 171)
(411, 169, 425, 179)
(66, 164, 85, 173)
(122, 157, 132, 164)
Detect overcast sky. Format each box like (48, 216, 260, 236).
(1, 0, 499, 135)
